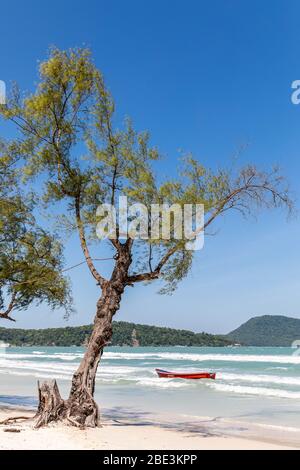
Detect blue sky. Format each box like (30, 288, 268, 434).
(1, 0, 300, 333)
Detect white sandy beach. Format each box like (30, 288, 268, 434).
(0, 408, 296, 450)
(1, 346, 300, 450)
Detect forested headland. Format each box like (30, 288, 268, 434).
(0, 321, 231, 347)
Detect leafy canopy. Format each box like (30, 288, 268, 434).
(0, 146, 71, 321)
(0, 47, 293, 298)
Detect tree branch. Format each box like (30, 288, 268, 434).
(75, 195, 107, 288)
(126, 170, 292, 285)
(0, 292, 17, 322)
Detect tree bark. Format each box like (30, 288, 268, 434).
(34, 246, 132, 428)
(34, 380, 65, 428)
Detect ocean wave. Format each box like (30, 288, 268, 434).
(209, 382, 300, 399)
(97, 375, 190, 388)
(0, 359, 153, 381)
(220, 373, 300, 387)
(102, 351, 300, 365)
(135, 377, 190, 389)
(2, 348, 300, 398)
(0, 353, 46, 359)
(0, 353, 81, 361)
(0, 369, 71, 381)
(0, 365, 189, 389)
(3, 351, 299, 366)
(0, 359, 77, 374)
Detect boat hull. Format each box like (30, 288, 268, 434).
(155, 369, 216, 380)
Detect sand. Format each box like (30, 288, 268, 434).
(0, 408, 296, 450)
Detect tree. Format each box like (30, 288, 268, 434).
(0, 142, 71, 322)
(0, 48, 292, 427)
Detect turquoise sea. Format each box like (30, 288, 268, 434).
(1, 345, 300, 439)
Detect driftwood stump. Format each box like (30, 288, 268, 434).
(34, 380, 66, 428)
(34, 379, 99, 428)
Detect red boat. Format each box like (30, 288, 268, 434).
(155, 369, 216, 380)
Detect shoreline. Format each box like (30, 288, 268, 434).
(1, 345, 300, 450)
(0, 406, 297, 450)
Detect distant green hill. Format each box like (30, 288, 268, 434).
(0, 321, 231, 347)
(227, 315, 300, 346)
(2, 315, 298, 348)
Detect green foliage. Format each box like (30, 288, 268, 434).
(227, 315, 300, 346)
(0, 47, 293, 297)
(0, 321, 231, 347)
(0, 147, 72, 320)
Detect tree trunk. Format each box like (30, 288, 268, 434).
(34, 246, 131, 428)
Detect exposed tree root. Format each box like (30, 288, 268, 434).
(0, 416, 31, 425)
(4, 428, 22, 433)
(34, 380, 66, 428)
(33, 380, 99, 429)
(0, 380, 99, 431)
